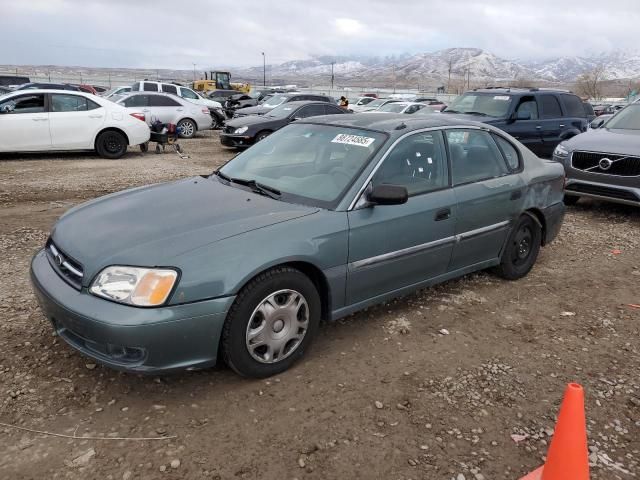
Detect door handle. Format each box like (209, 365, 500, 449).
(435, 208, 451, 221)
(535, 125, 542, 129)
(559, 124, 565, 128)
(177, 108, 184, 111)
(88, 114, 102, 118)
(142, 109, 150, 112)
(32, 117, 48, 121)
(510, 189, 523, 200)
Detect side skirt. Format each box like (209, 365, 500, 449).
(330, 258, 500, 321)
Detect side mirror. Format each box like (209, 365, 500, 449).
(516, 110, 531, 121)
(0, 104, 14, 114)
(590, 118, 605, 129)
(367, 184, 408, 206)
(291, 116, 301, 121)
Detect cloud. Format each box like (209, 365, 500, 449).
(0, 0, 639, 68)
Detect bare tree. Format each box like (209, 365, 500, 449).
(574, 65, 606, 100)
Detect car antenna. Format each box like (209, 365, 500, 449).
(395, 122, 407, 130)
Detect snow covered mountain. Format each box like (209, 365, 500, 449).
(234, 48, 640, 86)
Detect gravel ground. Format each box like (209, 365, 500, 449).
(0, 132, 639, 480)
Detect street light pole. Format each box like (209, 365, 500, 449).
(192, 63, 197, 82)
(262, 52, 266, 87)
(331, 61, 335, 92)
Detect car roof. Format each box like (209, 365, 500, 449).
(300, 112, 486, 133)
(470, 87, 573, 95)
(3, 89, 92, 96)
(280, 100, 333, 108)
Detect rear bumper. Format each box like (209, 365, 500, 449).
(220, 133, 254, 148)
(30, 249, 235, 374)
(540, 202, 565, 245)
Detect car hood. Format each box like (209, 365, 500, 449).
(235, 106, 271, 116)
(564, 128, 640, 155)
(226, 115, 281, 128)
(440, 112, 500, 123)
(51, 177, 318, 282)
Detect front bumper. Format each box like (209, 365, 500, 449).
(220, 133, 254, 148)
(564, 178, 640, 207)
(30, 250, 235, 373)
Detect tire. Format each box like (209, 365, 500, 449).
(155, 144, 162, 154)
(95, 130, 127, 159)
(177, 119, 196, 139)
(221, 267, 321, 378)
(255, 130, 271, 142)
(564, 194, 580, 206)
(139, 142, 149, 153)
(210, 115, 220, 130)
(496, 214, 542, 280)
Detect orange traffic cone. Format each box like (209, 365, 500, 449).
(519, 383, 590, 480)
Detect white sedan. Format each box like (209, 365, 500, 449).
(0, 89, 150, 158)
(373, 102, 430, 114)
(115, 92, 213, 139)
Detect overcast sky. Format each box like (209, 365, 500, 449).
(2, 0, 640, 69)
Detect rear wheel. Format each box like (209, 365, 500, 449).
(177, 119, 196, 139)
(221, 267, 321, 378)
(496, 215, 541, 280)
(95, 130, 127, 159)
(564, 194, 580, 206)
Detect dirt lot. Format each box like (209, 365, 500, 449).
(0, 131, 639, 480)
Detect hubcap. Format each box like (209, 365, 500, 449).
(512, 225, 533, 266)
(104, 134, 122, 153)
(245, 289, 309, 364)
(181, 121, 194, 136)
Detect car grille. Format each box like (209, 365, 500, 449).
(565, 183, 639, 202)
(45, 239, 84, 290)
(571, 151, 640, 176)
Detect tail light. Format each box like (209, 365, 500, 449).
(130, 112, 146, 122)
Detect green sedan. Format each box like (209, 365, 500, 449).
(31, 114, 565, 378)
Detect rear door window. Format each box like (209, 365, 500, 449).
(446, 129, 509, 185)
(161, 84, 178, 95)
(143, 82, 159, 92)
(540, 95, 562, 118)
(51, 94, 89, 112)
(123, 95, 149, 108)
(561, 94, 587, 118)
(149, 95, 181, 107)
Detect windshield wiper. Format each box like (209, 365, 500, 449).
(216, 172, 281, 199)
(464, 111, 490, 116)
(442, 109, 461, 114)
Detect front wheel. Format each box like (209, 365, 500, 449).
(255, 130, 271, 142)
(95, 130, 127, 159)
(496, 214, 542, 280)
(177, 119, 196, 139)
(221, 267, 321, 378)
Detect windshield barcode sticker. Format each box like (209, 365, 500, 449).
(331, 133, 375, 147)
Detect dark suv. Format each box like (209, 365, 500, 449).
(443, 88, 588, 157)
(233, 92, 335, 118)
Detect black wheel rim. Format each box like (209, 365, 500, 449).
(103, 134, 123, 154)
(511, 225, 533, 266)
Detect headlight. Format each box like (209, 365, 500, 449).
(235, 126, 248, 134)
(553, 144, 569, 158)
(90, 266, 178, 307)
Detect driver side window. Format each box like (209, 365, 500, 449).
(0, 94, 45, 114)
(516, 97, 539, 120)
(372, 131, 448, 196)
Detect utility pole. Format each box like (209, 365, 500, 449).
(192, 63, 197, 81)
(331, 61, 335, 91)
(393, 64, 396, 93)
(262, 52, 266, 87)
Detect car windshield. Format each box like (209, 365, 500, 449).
(217, 124, 387, 208)
(266, 104, 296, 118)
(604, 104, 640, 130)
(357, 97, 374, 105)
(262, 95, 288, 108)
(379, 103, 407, 113)
(445, 93, 512, 117)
